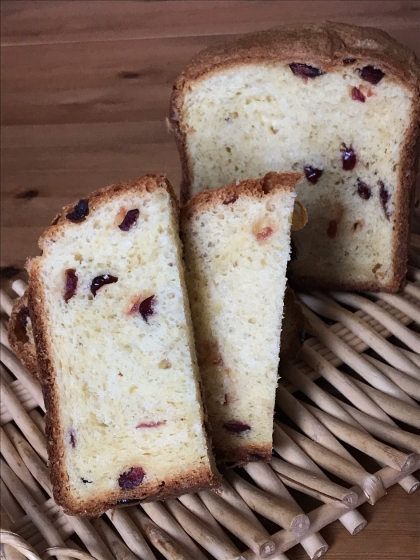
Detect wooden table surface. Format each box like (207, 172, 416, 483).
(1, 2, 419, 559)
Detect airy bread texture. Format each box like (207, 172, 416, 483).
(28, 174, 219, 515)
(170, 22, 420, 292)
(180, 172, 300, 463)
(8, 292, 39, 381)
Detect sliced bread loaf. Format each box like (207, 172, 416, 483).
(28, 174, 219, 515)
(170, 22, 420, 292)
(8, 292, 39, 381)
(180, 172, 301, 463)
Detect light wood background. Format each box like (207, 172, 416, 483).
(1, 2, 419, 558)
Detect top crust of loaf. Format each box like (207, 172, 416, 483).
(41, 174, 177, 245)
(27, 174, 219, 515)
(181, 171, 301, 219)
(170, 22, 420, 293)
(171, 23, 420, 201)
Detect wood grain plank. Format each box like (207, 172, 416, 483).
(1, 1, 420, 46)
(1, 35, 227, 126)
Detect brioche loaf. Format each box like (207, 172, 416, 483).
(8, 292, 39, 381)
(170, 22, 420, 292)
(180, 172, 301, 463)
(28, 174, 219, 515)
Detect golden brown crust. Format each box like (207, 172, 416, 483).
(27, 174, 219, 516)
(181, 172, 302, 221)
(39, 173, 178, 248)
(170, 22, 420, 292)
(53, 466, 219, 517)
(8, 292, 39, 381)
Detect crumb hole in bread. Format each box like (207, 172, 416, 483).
(158, 359, 171, 369)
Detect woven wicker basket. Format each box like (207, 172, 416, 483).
(1, 237, 419, 560)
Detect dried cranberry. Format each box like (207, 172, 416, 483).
(223, 195, 238, 205)
(90, 274, 118, 296)
(66, 200, 89, 222)
(289, 63, 323, 80)
(118, 466, 145, 489)
(351, 87, 365, 102)
(327, 220, 338, 239)
(304, 166, 323, 184)
(343, 58, 356, 64)
(118, 209, 140, 231)
(372, 263, 382, 274)
(359, 65, 384, 84)
(340, 144, 356, 170)
(64, 269, 78, 303)
(19, 307, 30, 328)
(223, 421, 251, 433)
(379, 181, 391, 219)
(256, 227, 274, 242)
(139, 295, 156, 322)
(69, 430, 76, 448)
(357, 179, 371, 200)
(136, 420, 166, 428)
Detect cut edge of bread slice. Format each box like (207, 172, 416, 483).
(27, 174, 219, 515)
(181, 172, 301, 464)
(169, 22, 420, 293)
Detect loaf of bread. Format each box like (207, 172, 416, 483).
(8, 292, 39, 381)
(170, 22, 420, 292)
(180, 172, 301, 463)
(28, 174, 219, 515)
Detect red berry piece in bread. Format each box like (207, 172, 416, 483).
(139, 295, 156, 322)
(66, 200, 89, 222)
(69, 429, 77, 448)
(118, 209, 140, 231)
(351, 87, 366, 102)
(359, 65, 384, 84)
(64, 269, 78, 303)
(304, 166, 323, 184)
(223, 420, 251, 433)
(340, 143, 357, 170)
(289, 63, 323, 80)
(18, 307, 30, 327)
(357, 180, 372, 200)
(118, 467, 145, 489)
(136, 420, 167, 428)
(379, 181, 391, 219)
(90, 274, 118, 296)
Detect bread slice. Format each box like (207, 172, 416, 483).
(28, 174, 219, 515)
(170, 22, 420, 292)
(8, 292, 39, 381)
(180, 172, 301, 464)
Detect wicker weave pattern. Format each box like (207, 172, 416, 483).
(1, 239, 420, 560)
